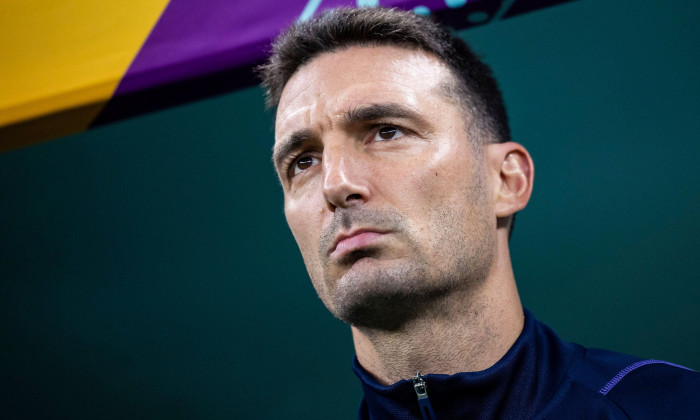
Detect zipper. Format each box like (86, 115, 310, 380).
(412, 371, 437, 420)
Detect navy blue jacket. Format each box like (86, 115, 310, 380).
(353, 309, 700, 419)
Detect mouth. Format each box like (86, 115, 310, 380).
(329, 229, 388, 259)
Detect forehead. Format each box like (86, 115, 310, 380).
(274, 45, 456, 142)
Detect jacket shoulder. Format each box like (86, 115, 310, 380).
(602, 358, 700, 419)
(539, 345, 700, 419)
(571, 346, 700, 419)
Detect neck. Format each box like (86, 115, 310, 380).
(351, 236, 523, 385)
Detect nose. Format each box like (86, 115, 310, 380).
(322, 144, 370, 210)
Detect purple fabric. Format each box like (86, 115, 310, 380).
(598, 360, 695, 396)
(114, 0, 485, 96)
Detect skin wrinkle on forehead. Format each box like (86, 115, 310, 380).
(276, 46, 449, 120)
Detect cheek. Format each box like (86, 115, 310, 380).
(284, 194, 324, 260)
(382, 146, 482, 242)
(387, 151, 469, 209)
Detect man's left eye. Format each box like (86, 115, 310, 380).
(373, 126, 405, 141)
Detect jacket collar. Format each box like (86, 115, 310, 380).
(353, 309, 576, 419)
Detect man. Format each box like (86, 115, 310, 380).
(259, 7, 699, 419)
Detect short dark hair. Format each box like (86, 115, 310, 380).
(259, 7, 516, 237)
(258, 7, 511, 144)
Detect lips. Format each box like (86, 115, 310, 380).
(330, 229, 387, 258)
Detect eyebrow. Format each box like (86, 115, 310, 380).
(272, 102, 427, 172)
(273, 129, 314, 172)
(344, 102, 424, 125)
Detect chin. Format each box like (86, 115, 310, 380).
(325, 257, 442, 331)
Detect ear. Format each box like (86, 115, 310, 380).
(485, 142, 534, 218)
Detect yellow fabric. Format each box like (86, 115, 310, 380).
(0, 0, 170, 130)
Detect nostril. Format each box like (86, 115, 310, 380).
(346, 193, 363, 202)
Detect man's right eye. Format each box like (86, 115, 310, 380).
(292, 155, 320, 176)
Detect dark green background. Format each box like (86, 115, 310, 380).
(1, 1, 698, 418)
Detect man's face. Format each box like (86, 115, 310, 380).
(273, 46, 497, 329)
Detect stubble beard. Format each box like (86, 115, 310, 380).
(314, 170, 494, 332)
